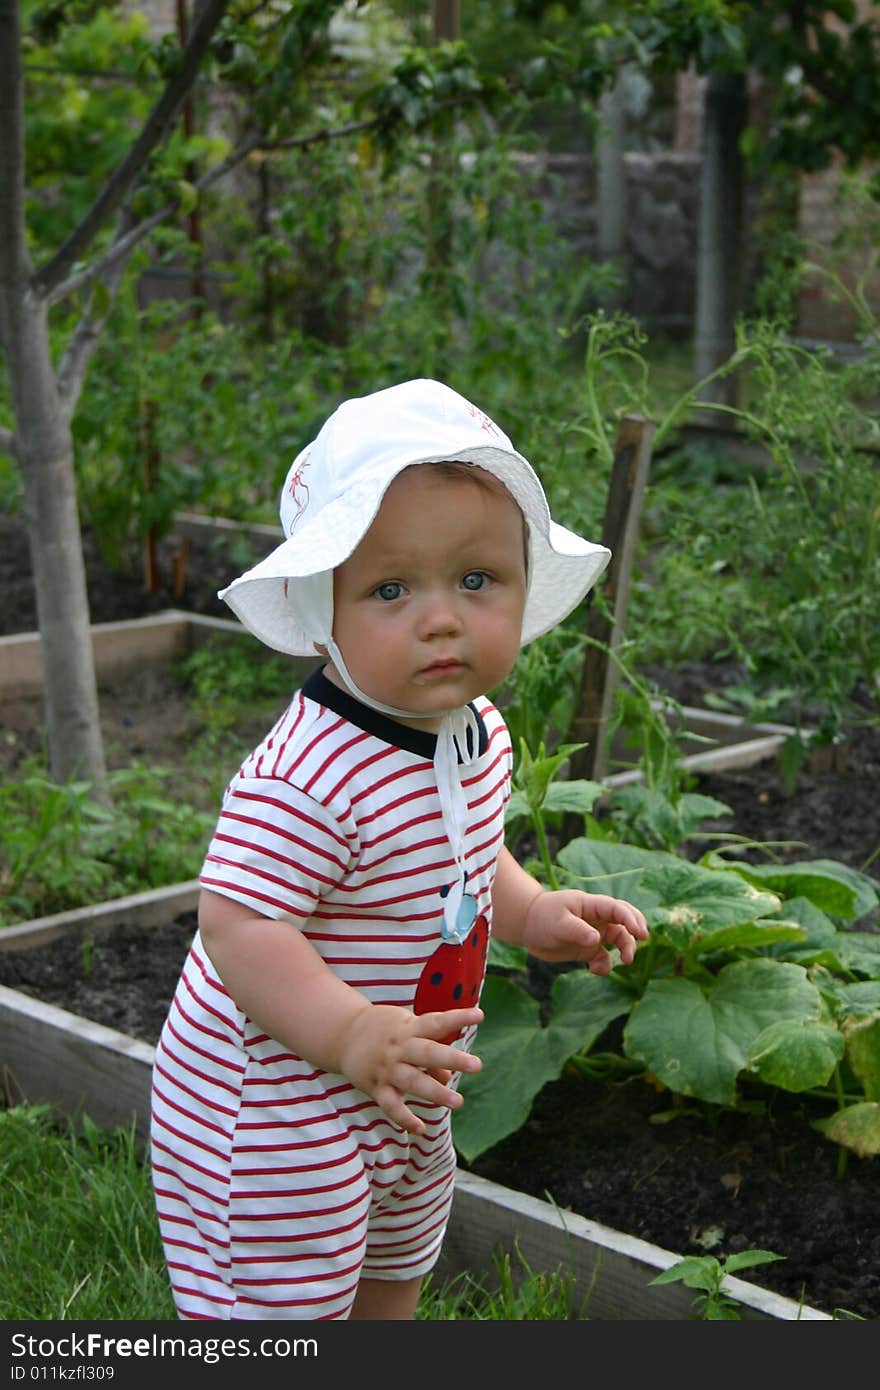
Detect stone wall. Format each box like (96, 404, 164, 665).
(514, 151, 701, 336)
(133, 5, 876, 345)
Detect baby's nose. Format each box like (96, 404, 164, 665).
(417, 592, 463, 636)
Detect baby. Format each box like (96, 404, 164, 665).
(150, 378, 648, 1321)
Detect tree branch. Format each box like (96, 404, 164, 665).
(32, 0, 231, 298)
(46, 129, 264, 307)
(46, 93, 479, 308)
(55, 213, 138, 424)
(0, 0, 32, 307)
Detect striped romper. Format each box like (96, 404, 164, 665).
(150, 668, 512, 1320)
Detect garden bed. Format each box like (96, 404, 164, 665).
(2, 514, 878, 1320)
(0, 887, 830, 1322)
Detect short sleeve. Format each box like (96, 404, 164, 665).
(199, 774, 353, 923)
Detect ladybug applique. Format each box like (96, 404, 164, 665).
(413, 888, 489, 1044)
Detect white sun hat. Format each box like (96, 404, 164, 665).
(219, 378, 610, 657)
(219, 378, 611, 943)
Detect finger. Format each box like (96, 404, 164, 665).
(581, 895, 648, 937)
(413, 1007, 484, 1041)
(553, 911, 601, 957)
(424, 1065, 454, 1085)
(587, 949, 613, 977)
(389, 1063, 470, 1114)
(405, 1034, 482, 1075)
(602, 919, 642, 961)
(613, 902, 649, 938)
(372, 1083, 429, 1137)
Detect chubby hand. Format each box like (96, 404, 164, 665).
(336, 1003, 483, 1136)
(522, 890, 649, 975)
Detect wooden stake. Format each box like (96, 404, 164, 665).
(568, 414, 655, 783)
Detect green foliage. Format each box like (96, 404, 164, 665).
(22, 0, 156, 253)
(723, 323, 880, 743)
(72, 295, 343, 565)
(496, 630, 588, 760)
(176, 635, 298, 727)
(0, 761, 215, 927)
(418, 1242, 591, 1320)
(454, 746, 880, 1167)
(0, 1105, 174, 1319)
(505, 738, 602, 889)
(639, 311, 880, 750)
(55, 117, 618, 569)
(649, 1249, 786, 1321)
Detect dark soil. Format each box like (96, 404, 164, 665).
(2, 513, 879, 1321)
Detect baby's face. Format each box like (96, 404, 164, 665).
(326, 465, 527, 729)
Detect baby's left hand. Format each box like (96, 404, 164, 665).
(522, 890, 649, 975)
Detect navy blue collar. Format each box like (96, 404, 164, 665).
(303, 667, 488, 760)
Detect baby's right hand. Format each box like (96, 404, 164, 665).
(336, 1003, 483, 1136)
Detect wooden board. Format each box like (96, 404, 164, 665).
(0, 879, 831, 1321)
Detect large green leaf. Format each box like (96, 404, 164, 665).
(821, 980, 880, 1019)
(561, 840, 785, 934)
(640, 859, 782, 935)
(814, 1102, 880, 1158)
(453, 970, 632, 1162)
(487, 937, 527, 971)
(746, 1018, 845, 1091)
(843, 1015, 880, 1101)
(505, 780, 604, 826)
(541, 780, 606, 816)
(833, 933, 880, 977)
(556, 838, 671, 909)
(694, 920, 807, 954)
(623, 958, 822, 1105)
(724, 859, 879, 922)
(761, 896, 842, 965)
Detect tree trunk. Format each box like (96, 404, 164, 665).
(693, 69, 747, 412)
(1, 0, 231, 792)
(8, 297, 108, 790)
(0, 0, 106, 791)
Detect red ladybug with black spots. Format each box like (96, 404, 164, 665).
(413, 886, 489, 1044)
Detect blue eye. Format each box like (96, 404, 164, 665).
(461, 571, 487, 591)
(375, 581, 404, 601)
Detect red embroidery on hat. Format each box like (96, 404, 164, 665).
(465, 402, 501, 440)
(284, 456, 312, 537)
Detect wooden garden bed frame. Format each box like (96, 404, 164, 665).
(0, 613, 829, 1320)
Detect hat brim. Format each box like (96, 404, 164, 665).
(219, 444, 611, 656)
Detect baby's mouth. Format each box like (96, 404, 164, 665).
(419, 658, 464, 677)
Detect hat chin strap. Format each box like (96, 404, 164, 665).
(326, 639, 478, 944)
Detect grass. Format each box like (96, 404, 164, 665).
(0, 1105, 175, 1320)
(0, 1104, 589, 1322)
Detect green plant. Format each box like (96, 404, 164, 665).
(0, 761, 216, 928)
(0, 771, 114, 925)
(633, 305, 880, 755)
(418, 1241, 591, 1320)
(453, 747, 880, 1167)
(503, 647, 735, 867)
(504, 739, 604, 889)
(495, 629, 588, 761)
(176, 635, 297, 726)
(649, 1249, 786, 1321)
(0, 1105, 175, 1319)
(598, 655, 733, 853)
(72, 297, 340, 568)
